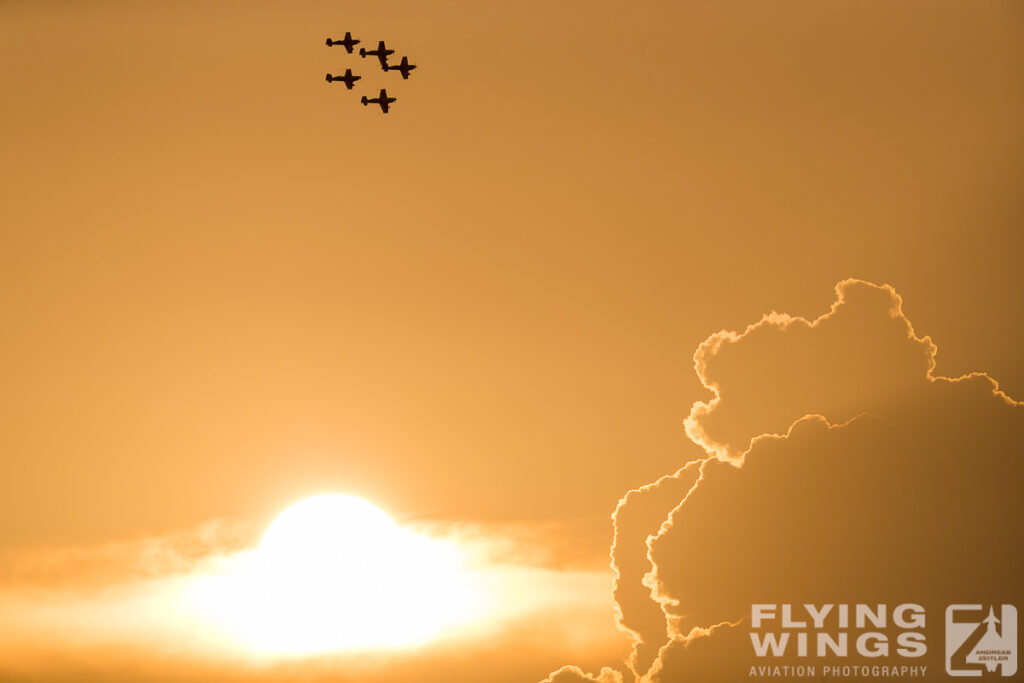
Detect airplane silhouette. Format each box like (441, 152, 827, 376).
(359, 40, 394, 69)
(325, 69, 361, 89)
(325, 32, 360, 53)
(385, 56, 417, 80)
(361, 88, 396, 114)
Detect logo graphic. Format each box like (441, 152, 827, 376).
(946, 605, 1017, 677)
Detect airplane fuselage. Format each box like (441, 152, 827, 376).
(325, 69, 361, 89)
(386, 57, 417, 79)
(360, 88, 396, 113)
(326, 32, 360, 53)
(360, 41, 394, 69)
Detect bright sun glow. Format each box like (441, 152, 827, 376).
(185, 494, 483, 657)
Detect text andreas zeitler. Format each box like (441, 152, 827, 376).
(748, 604, 929, 678)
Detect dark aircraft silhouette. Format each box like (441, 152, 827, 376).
(385, 56, 417, 79)
(325, 69, 361, 89)
(325, 32, 360, 53)
(359, 40, 394, 69)
(361, 88, 396, 114)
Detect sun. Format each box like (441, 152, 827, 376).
(185, 494, 483, 657)
(257, 494, 402, 585)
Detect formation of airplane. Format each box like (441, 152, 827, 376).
(361, 89, 397, 114)
(325, 68, 360, 89)
(324, 32, 417, 114)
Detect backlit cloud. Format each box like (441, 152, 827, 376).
(550, 280, 1023, 682)
(540, 664, 625, 683)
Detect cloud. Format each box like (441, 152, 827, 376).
(608, 460, 702, 675)
(684, 279, 1014, 463)
(0, 517, 625, 682)
(0, 519, 254, 590)
(644, 620, 749, 683)
(547, 279, 1023, 682)
(540, 664, 625, 683)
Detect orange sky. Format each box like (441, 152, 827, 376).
(1, 2, 1022, 681)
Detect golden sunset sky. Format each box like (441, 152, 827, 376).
(1, 2, 1022, 682)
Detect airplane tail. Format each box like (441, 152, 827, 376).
(325, 38, 333, 46)
(360, 96, 368, 105)
(358, 47, 367, 57)
(325, 73, 333, 82)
